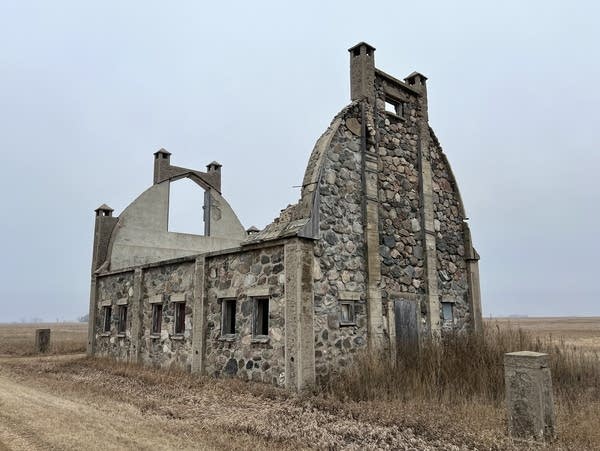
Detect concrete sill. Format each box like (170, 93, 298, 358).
(251, 336, 270, 344)
(383, 110, 406, 121)
(100, 332, 111, 337)
(149, 334, 161, 340)
(219, 335, 238, 342)
(170, 335, 185, 341)
(116, 333, 126, 338)
(339, 322, 357, 327)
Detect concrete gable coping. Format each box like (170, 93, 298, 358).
(338, 291, 361, 301)
(245, 287, 270, 298)
(215, 288, 237, 299)
(116, 297, 128, 305)
(170, 293, 187, 303)
(148, 294, 164, 304)
(100, 299, 112, 307)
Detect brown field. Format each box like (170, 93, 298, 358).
(0, 322, 87, 356)
(0, 319, 598, 450)
(487, 316, 600, 351)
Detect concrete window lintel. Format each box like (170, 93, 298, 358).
(215, 288, 236, 299)
(441, 297, 458, 304)
(246, 287, 270, 298)
(148, 294, 164, 304)
(100, 299, 112, 307)
(116, 297, 128, 306)
(338, 291, 361, 301)
(170, 293, 187, 303)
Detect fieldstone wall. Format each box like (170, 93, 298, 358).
(204, 246, 286, 385)
(374, 84, 427, 314)
(429, 133, 470, 330)
(95, 271, 134, 360)
(313, 103, 369, 381)
(139, 261, 195, 370)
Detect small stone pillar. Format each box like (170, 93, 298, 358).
(35, 329, 51, 353)
(504, 351, 555, 442)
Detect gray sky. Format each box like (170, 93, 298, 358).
(1, 1, 598, 322)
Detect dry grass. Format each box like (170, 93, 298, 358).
(0, 323, 87, 356)
(0, 319, 599, 449)
(323, 322, 600, 450)
(0, 356, 470, 450)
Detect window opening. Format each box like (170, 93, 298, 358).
(174, 302, 186, 335)
(103, 306, 112, 332)
(253, 298, 269, 336)
(117, 305, 127, 333)
(339, 301, 356, 325)
(442, 302, 454, 323)
(385, 101, 397, 114)
(221, 299, 236, 335)
(168, 178, 205, 235)
(151, 303, 163, 334)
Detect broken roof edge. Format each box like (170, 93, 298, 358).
(243, 102, 358, 246)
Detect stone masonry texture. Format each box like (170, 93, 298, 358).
(89, 43, 482, 389)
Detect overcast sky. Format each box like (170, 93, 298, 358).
(1, 1, 598, 322)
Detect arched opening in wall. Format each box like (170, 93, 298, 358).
(168, 177, 205, 235)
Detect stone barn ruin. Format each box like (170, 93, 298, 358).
(87, 43, 482, 390)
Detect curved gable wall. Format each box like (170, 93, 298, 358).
(107, 181, 246, 270)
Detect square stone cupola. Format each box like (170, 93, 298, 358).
(404, 71, 428, 89)
(94, 203, 114, 217)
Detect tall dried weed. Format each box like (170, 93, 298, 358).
(323, 324, 600, 406)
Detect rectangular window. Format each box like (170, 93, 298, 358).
(384, 98, 406, 117)
(442, 302, 454, 323)
(253, 298, 269, 336)
(117, 305, 127, 333)
(339, 301, 355, 325)
(151, 303, 163, 334)
(384, 100, 397, 114)
(174, 302, 186, 335)
(103, 306, 112, 332)
(221, 299, 236, 335)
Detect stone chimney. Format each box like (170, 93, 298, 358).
(206, 161, 222, 193)
(153, 148, 171, 184)
(349, 42, 376, 103)
(91, 204, 118, 273)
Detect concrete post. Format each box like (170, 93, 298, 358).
(35, 329, 51, 353)
(89, 204, 118, 356)
(360, 104, 384, 349)
(413, 74, 441, 337)
(191, 256, 207, 374)
(129, 268, 143, 363)
(87, 276, 98, 356)
(284, 239, 316, 391)
(504, 351, 555, 442)
(463, 222, 483, 333)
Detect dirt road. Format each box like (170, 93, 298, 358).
(0, 355, 462, 450)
